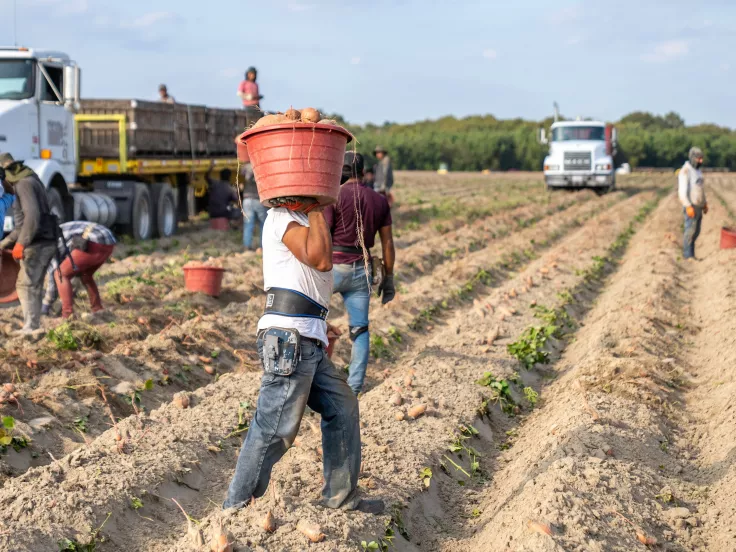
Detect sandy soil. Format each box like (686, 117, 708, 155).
(0, 171, 733, 551)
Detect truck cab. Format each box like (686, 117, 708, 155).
(540, 120, 616, 194)
(0, 47, 79, 229)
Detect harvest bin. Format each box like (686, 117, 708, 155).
(720, 227, 736, 249)
(78, 100, 245, 158)
(237, 123, 352, 207)
(183, 264, 226, 297)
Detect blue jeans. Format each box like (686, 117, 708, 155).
(333, 263, 371, 394)
(683, 207, 703, 259)
(243, 198, 268, 248)
(224, 337, 361, 510)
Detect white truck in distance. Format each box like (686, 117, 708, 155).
(540, 120, 617, 194)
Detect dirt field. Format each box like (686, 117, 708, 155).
(0, 171, 734, 551)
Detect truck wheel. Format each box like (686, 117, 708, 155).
(130, 183, 153, 240)
(47, 188, 66, 222)
(152, 182, 178, 238)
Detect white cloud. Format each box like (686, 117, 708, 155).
(482, 49, 498, 60)
(220, 68, 241, 79)
(288, 2, 314, 12)
(350, 56, 361, 65)
(641, 40, 689, 63)
(122, 12, 179, 29)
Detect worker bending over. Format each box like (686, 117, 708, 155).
(224, 191, 383, 515)
(323, 152, 395, 394)
(42, 221, 116, 318)
(207, 168, 240, 222)
(0, 153, 59, 334)
(679, 147, 708, 261)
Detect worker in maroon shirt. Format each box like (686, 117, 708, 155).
(323, 153, 396, 395)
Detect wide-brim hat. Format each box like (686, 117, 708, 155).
(374, 145, 387, 154)
(0, 152, 17, 168)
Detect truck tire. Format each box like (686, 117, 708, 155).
(151, 182, 178, 238)
(47, 188, 66, 223)
(130, 183, 153, 240)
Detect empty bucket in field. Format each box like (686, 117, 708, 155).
(183, 263, 226, 297)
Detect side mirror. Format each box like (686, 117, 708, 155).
(63, 64, 81, 108)
(538, 128, 548, 145)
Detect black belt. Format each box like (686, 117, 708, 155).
(264, 287, 329, 320)
(333, 245, 365, 255)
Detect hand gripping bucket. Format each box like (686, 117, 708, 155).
(183, 263, 226, 297)
(236, 123, 352, 208)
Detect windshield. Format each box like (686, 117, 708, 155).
(551, 126, 605, 141)
(0, 59, 35, 100)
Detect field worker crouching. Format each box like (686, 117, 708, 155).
(679, 147, 708, 261)
(223, 190, 384, 515)
(323, 152, 396, 395)
(42, 221, 116, 319)
(0, 153, 59, 335)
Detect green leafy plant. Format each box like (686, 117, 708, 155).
(507, 325, 555, 369)
(47, 323, 79, 351)
(370, 335, 391, 359)
(226, 401, 250, 439)
(524, 387, 539, 407)
(0, 416, 29, 452)
(130, 497, 144, 510)
(388, 327, 402, 343)
(57, 512, 110, 551)
(476, 373, 515, 414)
(73, 416, 89, 433)
(419, 467, 433, 488)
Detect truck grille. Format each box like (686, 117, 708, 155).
(564, 152, 591, 171)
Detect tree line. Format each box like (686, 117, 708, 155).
(335, 111, 735, 172)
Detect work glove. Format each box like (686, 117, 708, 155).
(379, 274, 396, 305)
(686, 206, 696, 218)
(703, 203, 709, 215)
(11, 243, 24, 261)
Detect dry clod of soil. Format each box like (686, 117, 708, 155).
(390, 393, 403, 406)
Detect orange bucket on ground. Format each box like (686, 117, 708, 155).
(209, 217, 230, 231)
(236, 122, 352, 208)
(0, 250, 19, 304)
(720, 227, 736, 249)
(183, 263, 225, 297)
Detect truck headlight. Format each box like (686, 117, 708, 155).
(544, 164, 560, 171)
(595, 163, 611, 171)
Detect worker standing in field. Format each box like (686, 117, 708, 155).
(0, 153, 59, 334)
(679, 147, 708, 261)
(42, 221, 116, 318)
(373, 145, 394, 206)
(323, 152, 396, 395)
(238, 67, 263, 128)
(241, 162, 268, 249)
(158, 84, 175, 104)
(223, 192, 383, 516)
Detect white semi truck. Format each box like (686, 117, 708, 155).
(0, 47, 242, 239)
(539, 119, 617, 194)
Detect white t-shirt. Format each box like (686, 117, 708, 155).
(257, 208, 333, 345)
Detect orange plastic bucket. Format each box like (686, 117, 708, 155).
(720, 227, 736, 249)
(0, 250, 19, 304)
(183, 263, 226, 297)
(236, 123, 352, 208)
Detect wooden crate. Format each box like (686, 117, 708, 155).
(78, 99, 176, 158)
(206, 108, 238, 155)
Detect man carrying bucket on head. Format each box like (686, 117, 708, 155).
(323, 152, 396, 395)
(224, 126, 383, 515)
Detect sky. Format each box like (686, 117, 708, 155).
(2, 0, 735, 127)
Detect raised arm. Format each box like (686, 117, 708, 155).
(281, 211, 333, 272)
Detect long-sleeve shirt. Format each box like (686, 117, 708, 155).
(44, 222, 116, 306)
(374, 156, 394, 193)
(207, 179, 239, 218)
(238, 80, 260, 107)
(678, 161, 706, 208)
(0, 194, 14, 229)
(6, 174, 56, 247)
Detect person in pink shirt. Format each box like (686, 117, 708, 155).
(238, 67, 263, 128)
